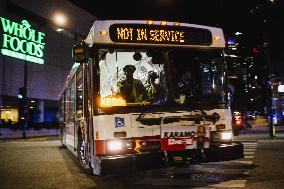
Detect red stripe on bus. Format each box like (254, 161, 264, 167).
(95, 140, 107, 155)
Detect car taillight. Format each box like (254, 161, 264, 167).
(236, 120, 241, 125)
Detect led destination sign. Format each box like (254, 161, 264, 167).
(109, 24, 212, 46)
(0, 17, 46, 64)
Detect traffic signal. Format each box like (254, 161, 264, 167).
(17, 87, 25, 99)
(253, 47, 260, 54)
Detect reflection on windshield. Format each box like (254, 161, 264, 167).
(99, 49, 168, 107)
(170, 50, 225, 105)
(98, 49, 225, 108)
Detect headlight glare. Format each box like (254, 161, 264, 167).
(108, 140, 122, 151)
(221, 131, 232, 140)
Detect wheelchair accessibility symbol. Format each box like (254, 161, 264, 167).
(115, 117, 125, 128)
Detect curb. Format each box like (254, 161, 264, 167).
(0, 128, 60, 140)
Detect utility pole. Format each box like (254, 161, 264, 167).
(264, 44, 275, 138)
(22, 60, 28, 139)
(261, 5, 275, 138)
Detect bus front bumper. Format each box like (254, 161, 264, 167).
(99, 142, 243, 174)
(100, 151, 164, 174)
(166, 142, 244, 163)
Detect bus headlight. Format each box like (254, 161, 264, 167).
(221, 131, 233, 140)
(107, 140, 133, 151)
(108, 140, 122, 151)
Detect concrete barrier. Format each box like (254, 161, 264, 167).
(0, 128, 59, 139)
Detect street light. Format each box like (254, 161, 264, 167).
(52, 13, 80, 41)
(56, 28, 64, 32)
(53, 13, 67, 26)
(53, 13, 67, 32)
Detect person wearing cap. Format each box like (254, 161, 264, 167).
(117, 65, 147, 103)
(146, 70, 160, 101)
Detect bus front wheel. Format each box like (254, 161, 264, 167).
(78, 133, 102, 175)
(77, 134, 90, 170)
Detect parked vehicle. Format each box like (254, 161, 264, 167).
(232, 111, 244, 135)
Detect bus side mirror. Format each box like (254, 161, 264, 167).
(72, 41, 89, 63)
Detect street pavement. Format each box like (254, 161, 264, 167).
(245, 139, 284, 189)
(0, 137, 98, 189)
(234, 124, 284, 141)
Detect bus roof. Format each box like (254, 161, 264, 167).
(85, 20, 225, 48)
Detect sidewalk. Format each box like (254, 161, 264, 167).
(234, 124, 284, 141)
(0, 128, 59, 139)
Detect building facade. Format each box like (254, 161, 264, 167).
(225, 32, 284, 124)
(0, 0, 95, 126)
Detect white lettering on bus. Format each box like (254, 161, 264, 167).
(168, 139, 193, 145)
(163, 131, 195, 138)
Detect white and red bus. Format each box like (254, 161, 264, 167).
(60, 20, 243, 175)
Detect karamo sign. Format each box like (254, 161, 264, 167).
(0, 17, 45, 64)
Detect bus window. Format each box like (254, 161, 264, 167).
(70, 78, 76, 121)
(169, 50, 226, 105)
(65, 87, 70, 122)
(201, 57, 225, 102)
(76, 68, 83, 118)
(65, 78, 76, 122)
(59, 94, 65, 122)
(98, 49, 168, 107)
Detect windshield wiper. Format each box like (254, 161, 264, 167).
(136, 99, 156, 121)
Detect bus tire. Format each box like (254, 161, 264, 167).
(77, 133, 90, 170)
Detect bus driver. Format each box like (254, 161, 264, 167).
(117, 65, 147, 103)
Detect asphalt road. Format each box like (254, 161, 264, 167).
(0, 138, 98, 189)
(0, 133, 284, 189)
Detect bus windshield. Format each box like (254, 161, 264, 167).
(170, 49, 226, 106)
(98, 48, 226, 108)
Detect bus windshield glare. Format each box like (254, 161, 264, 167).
(98, 48, 226, 107)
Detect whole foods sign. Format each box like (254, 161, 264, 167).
(0, 17, 45, 64)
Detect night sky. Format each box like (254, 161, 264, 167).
(68, 0, 284, 77)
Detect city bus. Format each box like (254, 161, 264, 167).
(59, 20, 244, 175)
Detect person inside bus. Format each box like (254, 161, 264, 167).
(145, 70, 160, 102)
(117, 65, 147, 103)
(175, 71, 198, 104)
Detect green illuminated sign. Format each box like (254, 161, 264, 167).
(0, 17, 46, 64)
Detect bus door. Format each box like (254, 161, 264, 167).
(75, 67, 84, 150)
(65, 77, 76, 147)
